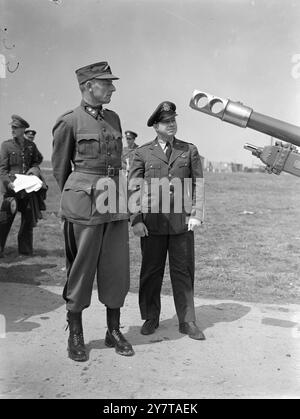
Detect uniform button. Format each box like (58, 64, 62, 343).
(168, 174, 171, 177)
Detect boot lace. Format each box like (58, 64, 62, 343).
(72, 331, 84, 347)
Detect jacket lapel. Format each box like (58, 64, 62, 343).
(169, 138, 187, 165)
(150, 138, 168, 163)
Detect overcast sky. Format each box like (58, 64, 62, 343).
(1, 0, 300, 166)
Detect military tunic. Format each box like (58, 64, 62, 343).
(52, 101, 130, 311)
(128, 137, 204, 323)
(0, 137, 43, 254)
(121, 143, 138, 173)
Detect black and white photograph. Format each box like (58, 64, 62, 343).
(0, 0, 299, 401)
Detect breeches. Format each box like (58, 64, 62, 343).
(0, 197, 33, 254)
(63, 220, 130, 312)
(139, 231, 196, 323)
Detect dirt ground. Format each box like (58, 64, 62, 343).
(1, 172, 300, 399)
(0, 282, 299, 399)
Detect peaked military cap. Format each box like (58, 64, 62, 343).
(125, 130, 138, 139)
(75, 61, 119, 84)
(147, 101, 177, 127)
(10, 114, 30, 128)
(25, 129, 36, 135)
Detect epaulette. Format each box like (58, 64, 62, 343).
(60, 109, 74, 118)
(137, 141, 153, 149)
(175, 138, 188, 145)
(103, 108, 118, 116)
(2, 139, 12, 145)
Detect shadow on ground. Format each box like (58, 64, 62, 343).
(0, 246, 64, 260)
(0, 261, 64, 332)
(87, 302, 251, 355)
(0, 262, 58, 286)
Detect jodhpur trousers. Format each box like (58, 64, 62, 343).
(63, 219, 130, 312)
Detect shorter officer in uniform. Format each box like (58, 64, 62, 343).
(25, 129, 36, 141)
(129, 101, 206, 340)
(0, 115, 44, 257)
(122, 130, 139, 174)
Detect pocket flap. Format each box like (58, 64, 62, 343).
(146, 162, 161, 169)
(63, 180, 92, 194)
(76, 133, 100, 143)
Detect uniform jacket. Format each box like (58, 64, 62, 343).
(121, 143, 138, 172)
(128, 137, 204, 235)
(0, 137, 43, 192)
(52, 102, 129, 225)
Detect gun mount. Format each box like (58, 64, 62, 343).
(189, 91, 300, 176)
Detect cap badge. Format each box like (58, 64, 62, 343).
(162, 102, 171, 111)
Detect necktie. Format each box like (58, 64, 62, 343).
(165, 142, 172, 160)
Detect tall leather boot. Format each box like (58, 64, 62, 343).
(66, 311, 88, 362)
(105, 308, 135, 356)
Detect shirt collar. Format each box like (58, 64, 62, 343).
(157, 136, 174, 149)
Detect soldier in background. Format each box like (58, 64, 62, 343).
(122, 130, 138, 174)
(25, 129, 36, 141)
(0, 115, 44, 258)
(25, 129, 44, 164)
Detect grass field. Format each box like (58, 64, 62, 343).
(1, 170, 300, 305)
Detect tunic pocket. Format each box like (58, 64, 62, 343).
(61, 186, 92, 221)
(145, 162, 161, 178)
(76, 133, 100, 159)
(9, 152, 19, 165)
(178, 161, 190, 177)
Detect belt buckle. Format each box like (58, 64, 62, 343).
(107, 167, 115, 177)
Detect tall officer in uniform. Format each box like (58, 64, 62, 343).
(121, 130, 139, 174)
(129, 101, 206, 340)
(52, 61, 134, 361)
(0, 115, 43, 258)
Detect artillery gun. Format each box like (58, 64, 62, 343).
(189, 91, 300, 177)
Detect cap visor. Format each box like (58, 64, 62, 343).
(94, 74, 119, 80)
(160, 113, 178, 122)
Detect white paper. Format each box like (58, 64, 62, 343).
(13, 174, 43, 193)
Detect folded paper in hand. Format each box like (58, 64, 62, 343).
(13, 174, 43, 193)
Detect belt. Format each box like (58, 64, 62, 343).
(74, 167, 121, 176)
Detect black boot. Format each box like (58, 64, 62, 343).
(66, 311, 88, 362)
(105, 308, 135, 356)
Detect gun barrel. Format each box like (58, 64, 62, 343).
(243, 143, 262, 157)
(189, 90, 300, 148)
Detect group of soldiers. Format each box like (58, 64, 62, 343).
(0, 117, 136, 260)
(1, 59, 205, 362)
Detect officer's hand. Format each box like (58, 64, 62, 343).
(188, 217, 203, 231)
(132, 222, 149, 237)
(7, 182, 15, 191)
